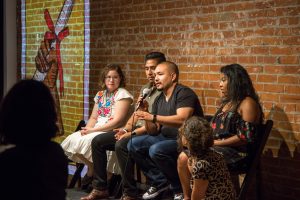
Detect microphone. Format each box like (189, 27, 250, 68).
(135, 88, 152, 111)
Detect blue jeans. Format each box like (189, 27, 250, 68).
(128, 134, 181, 193)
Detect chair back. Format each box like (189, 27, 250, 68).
(238, 119, 273, 200)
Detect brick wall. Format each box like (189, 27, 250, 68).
(18, 0, 86, 137)
(17, 0, 300, 198)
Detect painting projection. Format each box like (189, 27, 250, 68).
(23, 0, 88, 137)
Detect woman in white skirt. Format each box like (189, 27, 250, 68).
(61, 64, 133, 180)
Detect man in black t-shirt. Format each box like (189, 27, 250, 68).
(133, 61, 203, 200)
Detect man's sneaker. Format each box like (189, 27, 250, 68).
(142, 185, 169, 199)
(174, 193, 184, 200)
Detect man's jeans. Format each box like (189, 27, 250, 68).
(128, 134, 182, 193)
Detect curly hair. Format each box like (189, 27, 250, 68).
(99, 64, 126, 90)
(178, 116, 213, 157)
(220, 64, 263, 118)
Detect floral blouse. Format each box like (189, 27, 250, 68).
(211, 108, 257, 143)
(93, 88, 133, 125)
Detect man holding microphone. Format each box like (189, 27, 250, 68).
(81, 52, 166, 200)
(132, 61, 203, 200)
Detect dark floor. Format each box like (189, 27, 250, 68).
(66, 188, 174, 200)
(66, 165, 173, 200)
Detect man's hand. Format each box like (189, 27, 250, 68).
(134, 111, 154, 122)
(114, 128, 131, 140)
(136, 98, 149, 112)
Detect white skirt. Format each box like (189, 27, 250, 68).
(61, 130, 120, 174)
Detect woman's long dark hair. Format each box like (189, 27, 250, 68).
(220, 64, 263, 118)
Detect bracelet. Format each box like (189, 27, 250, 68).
(152, 114, 157, 123)
(123, 128, 128, 133)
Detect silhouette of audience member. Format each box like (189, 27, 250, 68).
(177, 116, 236, 200)
(178, 63, 263, 199)
(0, 79, 68, 200)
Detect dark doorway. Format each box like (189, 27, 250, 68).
(0, 0, 3, 100)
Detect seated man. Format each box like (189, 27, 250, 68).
(80, 52, 166, 200)
(132, 61, 204, 200)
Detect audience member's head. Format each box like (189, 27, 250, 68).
(178, 116, 213, 157)
(99, 64, 126, 90)
(0, 80, 58, 145)
(220, 63, 260, 109)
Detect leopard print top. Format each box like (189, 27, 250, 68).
(190, 150, 236, 199)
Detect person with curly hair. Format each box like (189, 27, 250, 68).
(177, 64, 263, 199)
(178, 116, 236, 200)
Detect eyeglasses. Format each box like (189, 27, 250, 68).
(105, 76, 120, 80)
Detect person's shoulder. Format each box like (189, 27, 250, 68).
(175, 84, 198, 98)
(239, 97, 258, 110)
(117, 88, 132, 95)
(176, 84, 195, 93)
(115, 88, 134, 100)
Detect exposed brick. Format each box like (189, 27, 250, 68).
(18, 1, 300, 198)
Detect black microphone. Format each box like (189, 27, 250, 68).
(135, 88, 152, 111)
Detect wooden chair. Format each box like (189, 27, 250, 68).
(204, 115, 273, 199)
(67, 120, 123, 198)
(233, 120, 273, 200)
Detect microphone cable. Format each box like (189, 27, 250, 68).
(118, 85, 154, 197)
(116, 96, 141, 197)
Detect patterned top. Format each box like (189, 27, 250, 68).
(211, 107, 257, 153)
(93, 88, 133, 125)
(190, 150, 236, 199)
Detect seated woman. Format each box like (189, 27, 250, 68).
(61, 64, 133, 183)
(178, 116, 236, 200)
(177, 63, 263, 199)
(0, 80, 68, 200)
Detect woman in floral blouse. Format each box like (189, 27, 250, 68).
(61, 64, 133, 180)
(177, 63, 263, 200)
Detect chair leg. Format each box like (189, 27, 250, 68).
(108, 174, 122, 198)
(68, 163, 85, 188)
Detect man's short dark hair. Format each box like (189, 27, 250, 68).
(145, 52, 166, 63)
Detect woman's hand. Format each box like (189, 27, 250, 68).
(80, 127, 94, 135)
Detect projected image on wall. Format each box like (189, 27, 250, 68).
(21, 0, 90, 137)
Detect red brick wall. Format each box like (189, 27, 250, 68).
(89, 1, 300, 198)
(17, 0, 300, 198)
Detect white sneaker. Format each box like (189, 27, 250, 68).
(174, 193, 184, 200)
(142, 185, 169, 199)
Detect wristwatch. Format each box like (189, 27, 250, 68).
(152, 114, 157, 123)
(131, 131, 137, 136)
